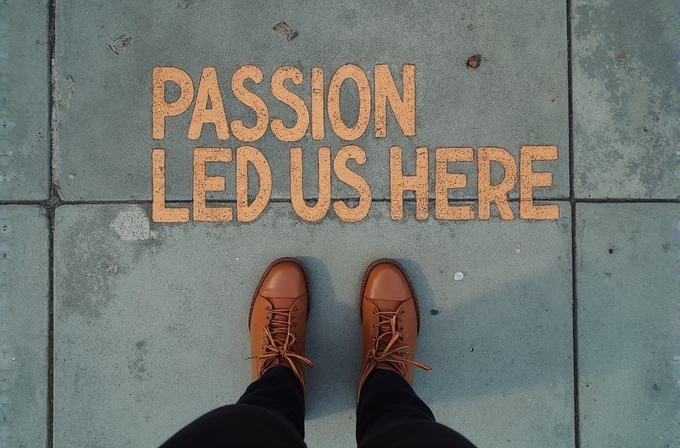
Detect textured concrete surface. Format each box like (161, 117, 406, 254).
(0, 206, 49, 447)
(2, 0, 680, 447)
(54, 202, 573, 447)
(573, 0, 680, 199)
(53, 0, 568, 202)
(577, 203, 680, 447)
(0, 0, 50, 200)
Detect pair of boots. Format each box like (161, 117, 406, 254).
(249, 257, 431, 398)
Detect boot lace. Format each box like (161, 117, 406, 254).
(359, 309, 431, 389)
(255, 305, 314, 387)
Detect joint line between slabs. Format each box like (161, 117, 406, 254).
(47, 0, 57, 446)
(566, 0, 581, 445)
(2, 198, 679, 208)
(570, 201, 581, 448)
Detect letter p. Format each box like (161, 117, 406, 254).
(152, 67, 194, 140)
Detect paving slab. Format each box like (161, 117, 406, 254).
(0, 0, 50, 200)
(0, 206, 49, 447)
(572, 0, 680, 199)
(54, 202, 573, 448)
(576, 203, 680, 447)
(54, 0, 568, 202)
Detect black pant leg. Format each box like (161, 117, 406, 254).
(235, 365, 306, 438)
(159, 366, 306, 448)
(356, 369, 477, 448)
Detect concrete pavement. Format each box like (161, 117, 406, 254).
(1, 0, 679, 447)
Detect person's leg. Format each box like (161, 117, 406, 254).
(159, 366, 306, 448)
(236, 365, 305, 436)
(356, 369, 476, 448)
(356, 259, 478, 448)
(158, 258, 313, 448)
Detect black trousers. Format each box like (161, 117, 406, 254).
(159, 366, 477, 448)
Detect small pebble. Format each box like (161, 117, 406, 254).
(466, 54, 481, 69)
(454, 272, 464, 281)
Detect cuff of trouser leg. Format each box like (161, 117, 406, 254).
(357, 368, 377, 403)
(356, 370, 439, 444)
(160, 404, 307, 448)
(357, 369, 423, 408)
(238, 366, 306, 438)
(358, 419, 478, 448)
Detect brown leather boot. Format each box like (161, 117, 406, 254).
(358, 259, 431, 398)
(249, 258, 314, 390)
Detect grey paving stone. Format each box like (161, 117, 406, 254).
(54, 0, 568, 202)
(0, 0, 50, 200)
(54, 202, 573, 448)
(572, 0, 680, 199)
(0, 206, 49, 447)
(576, 203, 680, 447)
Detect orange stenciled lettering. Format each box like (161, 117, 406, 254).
(151, 148, 190, 222)
(152, 67, 194, 140)
(187, 67, 230, 140)
(193, 148, 233, 222)
(478, 147, 517, 221)
(519, 145, 559, 220)
(374, 64, 415, 138)
(271, 66, 310, 142)
(311, 67, 325, 141)
(290, 147, 332, 222)
(231, 65, 269, 142)
(390, 146, 429, 220)
(333, 145, 372, 222)
(236, 145, 272, 222)
(435, 147, 474, 220)
(327, 64, 372, 141)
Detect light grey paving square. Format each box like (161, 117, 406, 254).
(0, 0, 50, 200)
(572, 0, 680, 199)
(576, 203, 680, 447)
(54, 202, 573, 448)
(0, 206, 49, 447)
(54, 0, 568, 202)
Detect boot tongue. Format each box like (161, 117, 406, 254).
(266, 296, 302, 315)
(267, 296, 296, 306)
(369, 298, 404, 313)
